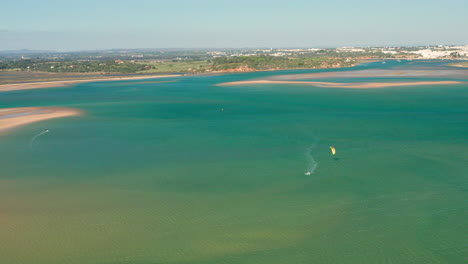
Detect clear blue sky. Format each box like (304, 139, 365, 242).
(1, 0, 467, 50)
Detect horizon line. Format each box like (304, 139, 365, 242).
(1, 44, 468, 54)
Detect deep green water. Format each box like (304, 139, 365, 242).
(0, 61, 467, 264)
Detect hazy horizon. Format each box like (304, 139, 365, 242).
(2, 0, 468, 51)
(3, 44, 468, 54)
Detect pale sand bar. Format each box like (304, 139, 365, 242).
(0, 107, 81, 133)
(0, 74, 179, 92)
(217, 80, 464, 88)
(267, 69, 468, 80)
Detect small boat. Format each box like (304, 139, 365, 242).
(305, 171, 311, 175)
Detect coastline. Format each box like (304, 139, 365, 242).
(0, 62, 367, 92)
(4, 59, 465, 93)
(217, 80, 464, 89)
(0, 74, 180, 92)
(0, 107, 81, 133)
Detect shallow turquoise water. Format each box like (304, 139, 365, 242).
(0, 61, 467, 263)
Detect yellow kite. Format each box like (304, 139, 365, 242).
(329, 146, 336, 155)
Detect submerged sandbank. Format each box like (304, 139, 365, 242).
(448, 63, 468, 68)
(0, 107, 81, 133)
(268, 69, 468, 80)
(217, 80, 464, 88)
(0, 74, 179, 92)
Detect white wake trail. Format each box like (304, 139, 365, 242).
(304, 143, 318, 175)
(30, 129, 50, 149)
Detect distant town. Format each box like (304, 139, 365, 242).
(1, 45, 467, 78)
(208, 45, 468, 59)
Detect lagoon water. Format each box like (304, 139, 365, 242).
(0, 61, 467, 263)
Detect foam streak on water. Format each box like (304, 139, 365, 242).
(30, 129, 49, 149)
(305, 142, 318, 174)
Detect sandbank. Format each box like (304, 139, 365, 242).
(217, 80, 463, 88)
(0, 107, 81, 133)
(448, 63, 468, 68)
(0, 74, 179, 92)
(267, 69, 468, 80)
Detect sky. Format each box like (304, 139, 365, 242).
(1, 0, 467, 51)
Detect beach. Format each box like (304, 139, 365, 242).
(0, 74, 179, 92)
(0, 107, 81, 133)
(217, 80, 464, 88)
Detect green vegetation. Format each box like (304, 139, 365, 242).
(212, 56, 357, 71)
(0, 56, 357, 74)
(0, 59, 150, 73)
(9, 46, 465, 74)
(1, 46, 466, 74)
(0, 59, 211, 74)
(135, 60, 212, 73)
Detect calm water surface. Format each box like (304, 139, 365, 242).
(0, 61, 467, 264)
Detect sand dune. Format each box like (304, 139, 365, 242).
(0, 107, 81, 133)
(217, 80, 464, 88)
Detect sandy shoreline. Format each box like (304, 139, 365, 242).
(217, 80, 464, 88)
(0, 74, 180, 92)
(0, 107, 81, 133)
